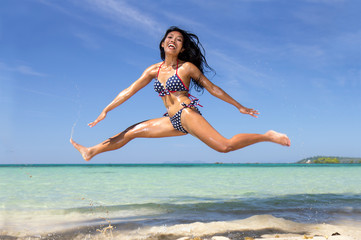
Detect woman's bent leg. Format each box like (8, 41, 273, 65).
(181, 109, 290, 153)
(70, 117, 185, 161)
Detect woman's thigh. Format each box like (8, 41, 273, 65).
(181, 109, 228, 151)
(126, 117, 187, 138)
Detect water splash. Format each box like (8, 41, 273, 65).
(70, 119, 78, 139)
(79, 196, 115, 238)
(70, 83, 82, 139)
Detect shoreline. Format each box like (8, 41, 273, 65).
(2, 215, 360, 240)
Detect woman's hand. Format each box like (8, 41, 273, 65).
(88, 111, 107, 128)
(239, 106, 259, 118)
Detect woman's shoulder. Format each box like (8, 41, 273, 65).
(179, 61, 198, 71)
(146, 62, 163, 71)
(143, 62, 163, 78)
(179, 61, 200, 76)
(179, 61, 195, 67)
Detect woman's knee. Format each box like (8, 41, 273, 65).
(213, 142, 233, 153)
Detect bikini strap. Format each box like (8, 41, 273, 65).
(157, 62, 164, 78)
(176, 59, 179, 75)
(187, 94, 203, 107)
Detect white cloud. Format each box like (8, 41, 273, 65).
(73, 31, 101, 50)
(284, 44, 325, 59)
(83, 0, 163, 36)
(209, 49, 268, 89)
(159, 11, 204, 29)
(0, 62, 47, 77)
(21, 88, 62, 99)
(37, 0, 164, 44)
(16, 65, 47, 77)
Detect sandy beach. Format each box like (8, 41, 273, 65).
(1, 215, 360, 240)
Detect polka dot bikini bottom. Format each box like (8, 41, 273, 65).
(164, 101, 202, 134)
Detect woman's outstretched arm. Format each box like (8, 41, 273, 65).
(187, 63, 259, 118)
(88, 64, 158, 127)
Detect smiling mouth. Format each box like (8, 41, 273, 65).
(168, 43, 176, 49)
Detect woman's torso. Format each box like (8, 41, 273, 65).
(153, 60, 193, 116)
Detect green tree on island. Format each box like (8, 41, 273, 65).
(314, 157, 340, 164)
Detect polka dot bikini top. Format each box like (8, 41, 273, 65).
(154, 60, 189, 97)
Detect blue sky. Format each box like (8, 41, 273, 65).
(1, 0, 360, 164)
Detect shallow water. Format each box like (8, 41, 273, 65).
(1, 164, 361, 235)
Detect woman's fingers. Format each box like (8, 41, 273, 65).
(88, 121, 96, 127)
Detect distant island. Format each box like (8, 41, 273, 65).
(296, 156, 361, 164)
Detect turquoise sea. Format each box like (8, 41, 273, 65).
(1, 164, 361, 237)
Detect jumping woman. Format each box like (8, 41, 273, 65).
(70, 26, 291, 161)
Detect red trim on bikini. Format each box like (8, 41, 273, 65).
(175, 60, 189, 91)
(157, 60, 189, 92)
(156, 62, 164, 78)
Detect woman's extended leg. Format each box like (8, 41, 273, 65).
(70, 117, 185, 161)
(181, 108, 290, 153)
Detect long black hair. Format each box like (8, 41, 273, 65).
(159, 26, 214, 93)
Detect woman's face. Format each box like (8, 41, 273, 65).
(161, 31, 184, 56)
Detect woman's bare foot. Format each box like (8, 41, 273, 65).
(265, 130, 291, 147)
(70, 139, 93, 161)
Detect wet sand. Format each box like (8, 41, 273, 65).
(1, 215, 360, 240)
